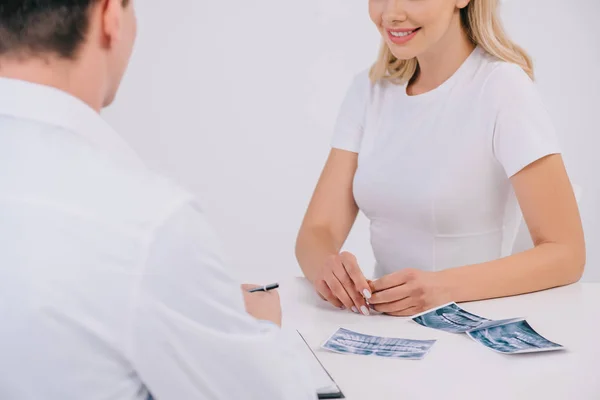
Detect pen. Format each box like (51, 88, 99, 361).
(248, 283, 279, 293)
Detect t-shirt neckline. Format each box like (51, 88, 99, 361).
(401, 46, 482, 102)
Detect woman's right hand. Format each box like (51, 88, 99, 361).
(313, 251, 372, 315)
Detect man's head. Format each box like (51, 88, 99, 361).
(0, 0, 137, 109)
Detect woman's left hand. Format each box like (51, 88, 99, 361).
(368, 269, 452, 317)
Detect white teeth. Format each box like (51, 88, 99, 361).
(390, 30, 415, 37)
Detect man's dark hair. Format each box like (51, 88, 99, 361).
(0, 0, 129, 59)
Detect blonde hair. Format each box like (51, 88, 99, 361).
(369, 0, 534, 84)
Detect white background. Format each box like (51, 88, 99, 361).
(104, 0, 600, 283)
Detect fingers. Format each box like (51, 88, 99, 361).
(331, 265, 369, 315)
(340, 252, 372, 300)
(373, 296, 414, 314)
(241, 283, 259, 291)
(313, 252, 372, 315)
(369, 284, 411, 305)
(315, 280, 343, 309)
(370, 269, 417, 293)
(324, 273, 356, 312)
(386, 307, 418, 317)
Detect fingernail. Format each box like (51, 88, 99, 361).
(352, 306, 359, 314)
(362, 289, 372, 299)
(340, 306, 346, 310)
(360, 306, 370, 316)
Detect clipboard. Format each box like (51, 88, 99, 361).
(296, 331, 345, 399)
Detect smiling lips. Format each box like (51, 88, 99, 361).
(387, 27, 421, 44)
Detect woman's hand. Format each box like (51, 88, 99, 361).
(368, 269, 452, 317)
(312, 252, 372, 315)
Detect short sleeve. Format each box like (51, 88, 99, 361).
(330, 70, 371, 153)
(491, 63, 561, 177)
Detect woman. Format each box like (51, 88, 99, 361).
(295, 0, 585, 317)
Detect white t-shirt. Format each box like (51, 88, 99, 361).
(331, 47, 560, 278)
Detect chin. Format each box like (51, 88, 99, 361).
(385, 38, 426, 61)
(390, 49, 420, 61)
(387, 42, 421, 60)
(102, 89, 118, 108)
(391, 51, 418, 61)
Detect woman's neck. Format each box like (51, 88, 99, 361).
(408, 16, 475, 96)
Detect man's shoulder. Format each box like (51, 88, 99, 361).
(76, 152, 196, 232)
(114, 164, 194, 220)
(10, 122, 196, 231)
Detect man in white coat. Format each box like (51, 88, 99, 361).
(0, 1, 316, 399)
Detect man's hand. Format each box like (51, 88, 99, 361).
(369, 269, 451, 317)
(241, 284, 282, 327)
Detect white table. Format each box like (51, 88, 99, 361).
(281, 278, 600, 400)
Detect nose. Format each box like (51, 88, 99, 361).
(382, 0, 408, 26)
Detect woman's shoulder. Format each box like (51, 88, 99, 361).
(474, 54, 537, 108)
(349, 68, 371, 86)
(485, 62, 532, 87)
(347, 68, 376, 96)
(345, 67, 401, 105)
(476, 51, 534, 92)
